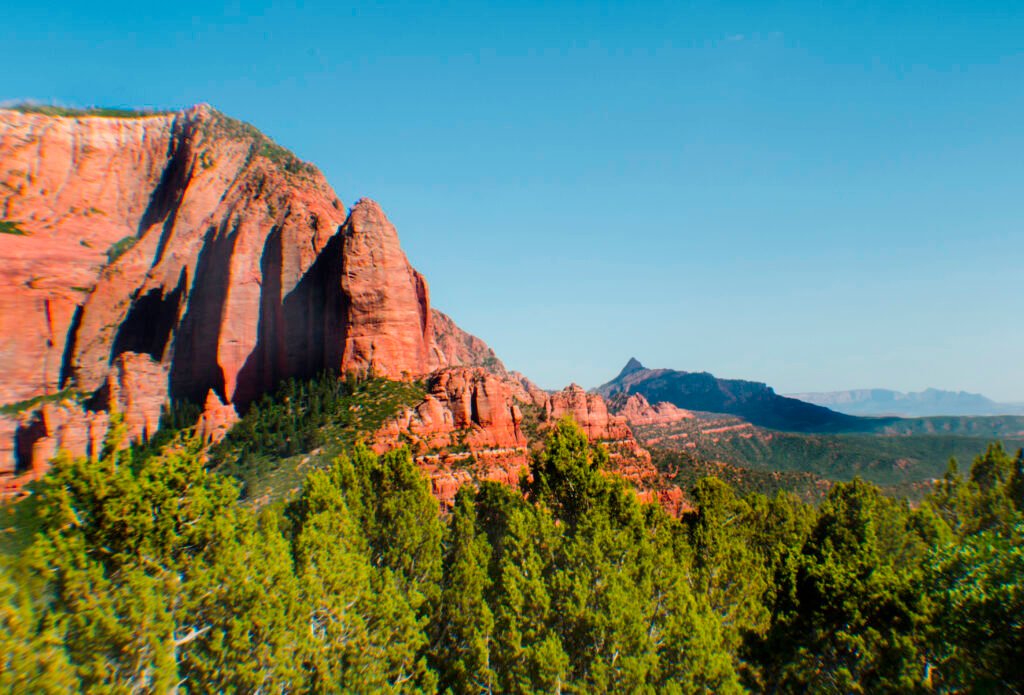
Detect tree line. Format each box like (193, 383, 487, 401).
(2, 414, 1022, 693)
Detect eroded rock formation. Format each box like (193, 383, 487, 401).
(372, 369, 668, 508)
(430, 309, 508, 377)
(612, 392, 695, 426)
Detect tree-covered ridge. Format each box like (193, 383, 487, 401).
(1, 417, 1022, 692)
(635, 412, 1024, 499)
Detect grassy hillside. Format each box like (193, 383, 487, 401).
(209, 373, 426, 504)
(0, 484, 43, 557)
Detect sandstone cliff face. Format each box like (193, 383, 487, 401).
(0, 106, 488, 481)
(545, 384, 634, 442)
(0, 109, 179, 406)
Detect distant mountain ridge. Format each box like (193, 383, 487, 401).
(789, 388, 1024, 417)
(596, 358, 861, 433)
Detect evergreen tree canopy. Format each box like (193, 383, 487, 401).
(0, 404, 1019, 693)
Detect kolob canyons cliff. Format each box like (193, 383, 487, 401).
(0, 105, 676, 511)
(0, 105, 496, 482)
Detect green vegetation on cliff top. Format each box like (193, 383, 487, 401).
(198, 108, 318, 177)
(4, 103, 317, 178)
(4, 104, 173, 118)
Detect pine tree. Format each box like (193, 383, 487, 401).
(687, 477, 771, 665)
(290, 458, 436, 692)
(758, 479, 928, 692)
(525, 416, 609, 528)
(927, 520, 1024, 691)
(0, 562, 79, 693)
(433, 486, 496, 694)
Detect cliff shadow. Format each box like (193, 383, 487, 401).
(168, 221, 239, 405)
(233, 227, 347, 413)
(110, 268, 186, 365)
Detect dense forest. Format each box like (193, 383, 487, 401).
(1, 408, 1022, 692)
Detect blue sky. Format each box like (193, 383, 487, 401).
(4, 1, 1023, 399)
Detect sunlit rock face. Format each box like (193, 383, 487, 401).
(0, 106, 481, 481)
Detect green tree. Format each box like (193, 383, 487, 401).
(364, 447, 444, 610)
(525, 416, 610, 527)
(432, 486, 496, 694)
(25, 438, 245, 691)
(0, 562, 79, 693)
(645, 510, 740, 693)
(757, 479, 928, 693)
(927, 521, 1024, 692)
(549, 490, 656, 691)
(517, 418, 740, 692)
(687, 477, 771, 671)
(18, 433, 309, 692)
(928, 443, 1023, 539)
(180, 507, 305, 692)
(289, 458, 436, 692)
(488, 499, 567, 693)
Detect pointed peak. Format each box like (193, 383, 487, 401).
(352, 197, 383, 213)
(617, 357, 646, 379)
(346, 198, 393, 232)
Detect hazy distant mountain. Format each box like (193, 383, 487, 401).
(596, 359, 861, 432)
(788, 388, 1024, 417)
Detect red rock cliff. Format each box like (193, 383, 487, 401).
(0, 106, 489, 479)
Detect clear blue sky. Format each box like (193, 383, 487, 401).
(4, 1, 1022, 399)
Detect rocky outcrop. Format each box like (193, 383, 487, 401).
(336, 200, 438, 380)
(637, 487, 691, 517)
(0, 106, 687, 517)
(374, 367, 527, 453)
(545, 384, 633, 441)
(613, 393, 695, 426)
(372, 370, 667, 509)
(101, 352, 168, 444)
(0, 106, 494, 482)
(8, 401, 108, 478)
(195, 390, 239, 444)
(371, 367, 531, 509)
